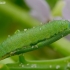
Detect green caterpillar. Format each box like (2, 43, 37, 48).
(0, 20, 70, 58)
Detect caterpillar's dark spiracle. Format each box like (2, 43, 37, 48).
(0, 20, 70, 58)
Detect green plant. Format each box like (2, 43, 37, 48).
(0, 20, 69, 59)
(0, 0, 70, 70)
(0, 20, 70, 70)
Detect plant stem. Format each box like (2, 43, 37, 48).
(19, 54, 27, 64)
(7, 56, 70, 70)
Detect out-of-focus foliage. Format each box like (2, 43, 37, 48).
(46, 0, 58, 9)
(9, 0, 30, 11)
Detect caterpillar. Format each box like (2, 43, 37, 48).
(0, 20, 70, 58)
